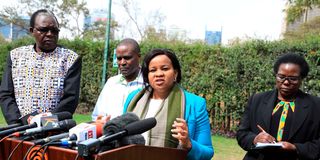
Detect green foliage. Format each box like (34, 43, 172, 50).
(285, 0, 320, 23)
(0, 0, 90, 37)
(284, 16, 320, 39)
(0, 36, 319, 134)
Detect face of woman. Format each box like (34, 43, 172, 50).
(148, 55, 177, 99)
(276, 63, 302, 100)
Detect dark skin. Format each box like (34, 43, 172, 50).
(116, 44, 140, 82)
(29, 14, 59, 53)
(253, 63, 301, 151)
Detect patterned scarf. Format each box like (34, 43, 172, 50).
(272, 101, 295, 141)
(126, 84, 185, 148)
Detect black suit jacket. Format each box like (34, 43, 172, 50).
(237, 89, 320, 160)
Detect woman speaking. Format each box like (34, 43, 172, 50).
(123, 49, 213, 160)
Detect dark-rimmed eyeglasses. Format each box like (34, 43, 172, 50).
(34, 27, 60, 35)
(276, 74, 301, 84)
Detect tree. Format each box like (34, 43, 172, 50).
(117, 0, 166, 40)
(285, 0, 320, 23)
(58, 0, 89, 37)
(0, 0, 89, 37)
(83, 18, 119, 40)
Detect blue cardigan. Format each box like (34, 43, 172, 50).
(123, 89, 214, 160)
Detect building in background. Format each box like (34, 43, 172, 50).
(205, 29, 222, 45)
(0, 18, 29, 41)
(84, 9, 115, 40)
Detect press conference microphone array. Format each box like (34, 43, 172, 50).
(78, 117, 157, 157)
(33, 116, 110, 147)
(0, 111, 72, 138)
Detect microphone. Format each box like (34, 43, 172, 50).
(47, 140, 78, 147)
(78, 117, 157, 157)
(0, 123, 21, 131)
(68, 123, 99, 142)
(103, 112, 140, 135)
(0, 112, 73, 138)
(33, 132, 70, 145)
(22, 119, 76, 136)
(29, 111, 72, 126)
(0, 123, 37, 137)
(118, 134, 145, 146)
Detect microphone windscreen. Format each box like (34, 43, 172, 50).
(119, 134, 145, 146)
(56, 112, 73, 121)
(58, 119, 77, 130)
(125, 117, 157, 135)
(103, 112, 139, 135)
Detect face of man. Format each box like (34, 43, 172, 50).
(30, 14, 59, 52)
(116, 44, 140, 82)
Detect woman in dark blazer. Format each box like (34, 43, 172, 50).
(237, 53, 320, 160)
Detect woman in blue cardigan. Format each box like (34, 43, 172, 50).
(123, 49, 213, 160)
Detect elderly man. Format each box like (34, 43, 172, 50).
(0, 9, 82, 124)
(91, 38, 143, 120)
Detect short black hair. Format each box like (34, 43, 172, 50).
(273, 53, 309, 79)
(117, 38, 140, 55)
(141, 48, 182, 85)
(30, 9, 59, 28)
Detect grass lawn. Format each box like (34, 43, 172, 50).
(0, 110, 246, 159)
(212, 135, 246, 160)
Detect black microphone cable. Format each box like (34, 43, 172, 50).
(28, 141, 53, 160)
(41, 145, 49, 160)
(74, 154, 79, 160)
(0, 134, 14, 143)
(22, 143, 37, 160)
(7, 136, 32, 160)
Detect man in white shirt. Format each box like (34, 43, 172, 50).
(92, 38, 144, 120)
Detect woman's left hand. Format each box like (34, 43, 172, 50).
(171, 118, 192, 150)
(280, 141, 297, 151)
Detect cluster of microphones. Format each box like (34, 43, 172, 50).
(0, 112, 157, 158)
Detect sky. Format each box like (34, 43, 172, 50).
(86, 0, 287, 44)
(0, 0, 287, 44)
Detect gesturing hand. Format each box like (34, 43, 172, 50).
(171, 118, 192, 150)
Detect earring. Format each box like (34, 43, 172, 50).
(174, 76, 177, 82)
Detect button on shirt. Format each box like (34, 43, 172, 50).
(91, 73, 144, 120)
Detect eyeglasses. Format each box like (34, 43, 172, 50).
(34, 27, 60, 35)
(276, 74, 301, 84)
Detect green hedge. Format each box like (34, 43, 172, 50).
(0, 36, 319, 133)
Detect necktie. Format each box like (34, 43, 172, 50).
(272, 101, 295, 141)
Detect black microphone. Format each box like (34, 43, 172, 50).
(118, 134, 145, 146)
(0, 123, 37, 137)
(33, 132, 70, 145)
(103, 112, 140, 135)
(78, 117, 157, 157)
(22, 119, 76, 136)
(0, 112, 73, 138)
(48, 140, 78, 147)
(0, 123, 22, 131)
(55, 112, 73, 121)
